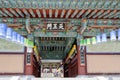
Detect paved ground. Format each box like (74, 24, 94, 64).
(0, 75, 120, 80)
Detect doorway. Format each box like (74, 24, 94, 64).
(41, 61, 63, 78)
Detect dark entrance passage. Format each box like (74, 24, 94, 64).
(37, 37, 76, 77)
(41, 61, 63, 77)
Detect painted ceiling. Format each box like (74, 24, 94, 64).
(0, 0, 120, 60)
(36, 37, 75, 60)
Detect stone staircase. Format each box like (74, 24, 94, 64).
(41, 73, 53, 78)
(0, 75, 120, 80)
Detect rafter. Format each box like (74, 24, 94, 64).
(23, 9, 30, 17)
(36, 9, 41, 18)
(98, 10, 111, 18)
(76, 10, 85, 18)
(16, 8, 24, 17)
(71, 9, 79, 18)
(49, 9, 52, 17)
(109, 11, 120, 18)
(43, 9, 46, 18)
(29, 9, 35, 17)
(2, 8, 13, 17)
(85, 10, 91, 16)
(9, 8, 19, 17)
(93, 10, 104, 18)
(60, 9, 66, 18)
(114, 15, 120, 19)
(0, 10, 8, 17)
(55, 9, 58, 18)
(66, 9, 72, 18)
(88, 10, 98, 18)
(104, 10, 117, 19)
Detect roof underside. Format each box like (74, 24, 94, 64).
(0, 0, 120, 60)
(0, 0, 120, 19)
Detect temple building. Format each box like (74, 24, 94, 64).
(0, 0, 120, 79)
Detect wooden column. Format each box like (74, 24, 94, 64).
(25, 47, 34, 75)
(50, 65, 52, 73)
(77, 38, 86, 75)
(25, 33, 35, 75)
(68, 62, 71, 77)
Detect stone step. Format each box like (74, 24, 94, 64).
(0, 75, 120, 80)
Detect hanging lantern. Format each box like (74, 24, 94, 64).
(101, 33, 107, 42)
(17, 33, 21, 43)
(25, 39, 29, 47)
(110, 30, 116, 41)
(26, 39, 29, 46)
(91, 37, 97, 44)
(29, 40, 32, 47)
(28, 40, 31, 47)
(118, 29, 120, 41)
(80, 39, 84, 46)
(0, 23, 7, 38)
(96, 35, 101, 43)
(12, 31, 17, 42)
(31, 41, 34, 47)
(84, 39, 87, 45)
(6, 27, 13, 40)
(20, 36, 24, 44)
(24, 38, 27, 46)
(87, 38, 91, 45)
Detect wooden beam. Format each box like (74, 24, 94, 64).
(89, 25, 119, 29)
(7, 24, 22, 28)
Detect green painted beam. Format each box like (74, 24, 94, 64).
(34, 31, 77, 37)
(16, 30, 28, 36)
(0, 18, 120, 26)
(39, 42, 66, 46)
(40, 51, 64, 60)
(16, 30, 78, 37)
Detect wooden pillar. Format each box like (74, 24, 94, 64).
(25, 33, 34, 75)
(39, 65, 41, 77)
(25, 47, 34, 75)
(68, 62, 71, 77)
(77, 45, 81, 74)
(24, 47, 27, 74)
(77, 36, 86, 75)
(50, 65, 52, 73)
(42, 66, 44, 73)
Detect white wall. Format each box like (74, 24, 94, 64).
(0, 54, 24, 73)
